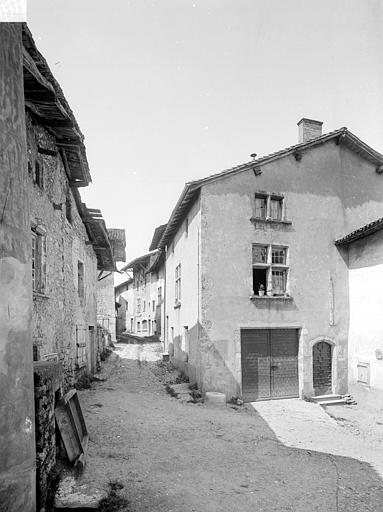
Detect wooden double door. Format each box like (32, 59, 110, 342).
(241, 329, 299, 402)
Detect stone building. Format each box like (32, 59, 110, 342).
(0, 23, 36, 512)
(150, 119, 383, 402)
(24, 26, 116, 386)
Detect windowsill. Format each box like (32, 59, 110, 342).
(250, 217, 292, 225)
(250, 294, 293, 301)
(174, 301, 181, 309)
(33, 292, 50, 300)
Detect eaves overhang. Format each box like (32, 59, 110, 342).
(335, 217, 383, 246)
(22, 24, 91, 187)
(83, 207, 115, 272)
(120, 251, 158, 273)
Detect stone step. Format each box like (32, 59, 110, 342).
(312, 394, 342, 402)
(317, 398, 353, 407)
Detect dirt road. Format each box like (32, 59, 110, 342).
(75, 344, 383, 512)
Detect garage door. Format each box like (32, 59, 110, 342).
(241, 329, 299, 402)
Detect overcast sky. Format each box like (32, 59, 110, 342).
(28, 0, 383, 278)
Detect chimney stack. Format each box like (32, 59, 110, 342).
(297, 118, 323, 143)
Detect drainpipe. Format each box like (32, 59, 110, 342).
(163, 245, 167, 353)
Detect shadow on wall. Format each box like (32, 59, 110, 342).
(170, 322, 242, 399)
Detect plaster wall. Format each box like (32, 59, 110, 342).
(348, 231, 383, 408)
(97, 273, 116, 341)
(27, 113, 98, 388)
(198, 141, 383, 398)
(165, 197, 202, 383)
(0, 24, 36, 512)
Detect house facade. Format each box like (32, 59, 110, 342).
(336, 219, 383, 409)
(153, 119, 383, 402)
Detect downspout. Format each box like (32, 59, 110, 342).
(163, 245, 167, 353)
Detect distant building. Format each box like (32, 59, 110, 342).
(96, 228, 126, 343)
(150, 119, 383, 402)
(118, 246, 165, 338)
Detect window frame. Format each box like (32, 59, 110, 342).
(252, 244, 289, 297)
(175, 263, 181, 305)
(77, 260, 85, 299)
(31, 225, 47, 295)
(253, 192, 286, 222)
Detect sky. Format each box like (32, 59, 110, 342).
(28, 0, 383, 280)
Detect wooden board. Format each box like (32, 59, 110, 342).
(55, 389, 88, 466)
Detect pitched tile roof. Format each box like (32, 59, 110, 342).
(155, 128, 383, 250)
(335, 217, 383, 245)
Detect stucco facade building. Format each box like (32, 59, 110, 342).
(336, 218, 383, 409)
(151, 119, 383, 402)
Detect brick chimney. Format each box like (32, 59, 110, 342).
(297, 118, 323, 143)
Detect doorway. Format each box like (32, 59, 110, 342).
(313, 341, 332, 395)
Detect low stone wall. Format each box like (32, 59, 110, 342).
(34, 360, 63, 511)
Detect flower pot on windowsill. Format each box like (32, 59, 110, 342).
(266, 290, 273, 297)
(258, 285, 265, 297)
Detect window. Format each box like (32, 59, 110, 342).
(143, 300, 146, 312)
(137, 321, 141, 332)
(158, 286, 162, 302)
(272, 247, 286, 265)
(254, 193, 285, 221)
(270, 198, 283, 221)
(252, 244, 288, 296)
(77, 261, 84, 298)
(142, 320, 148, 332)
(31, 227, 46, 294)
(175, 264, 181, 304)
(66, 190, 72, 224)
(35, 160, 43, 188)
(152, 300, 155, 312)
(137, 298, 141, 314)
(76, 326, 87, 368)
(254, 195, 267, 220)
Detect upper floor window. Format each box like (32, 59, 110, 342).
(152, 300, 155, 312)
(252, 244, 289, 297)
(77, 261, 84, 298)
(175, 264, 181, 304)
(158, 286, 162, 302)
(137, 298, 141, 314)
(32, 227, 46, 294)
(254, 193, 285, 222)
(35, 160, 44, 188)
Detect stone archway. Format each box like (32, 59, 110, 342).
(312, 341, 333, 396)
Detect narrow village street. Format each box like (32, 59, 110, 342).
(56, 342, 383, 512)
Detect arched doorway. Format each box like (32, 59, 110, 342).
(313, 341, 332, 395)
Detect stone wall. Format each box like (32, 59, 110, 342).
(0, 24, 36, 512)
(34, 361, 63, 512)
(26, 112, 98, 389)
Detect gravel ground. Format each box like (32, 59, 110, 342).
(71, 343, 383, 512)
